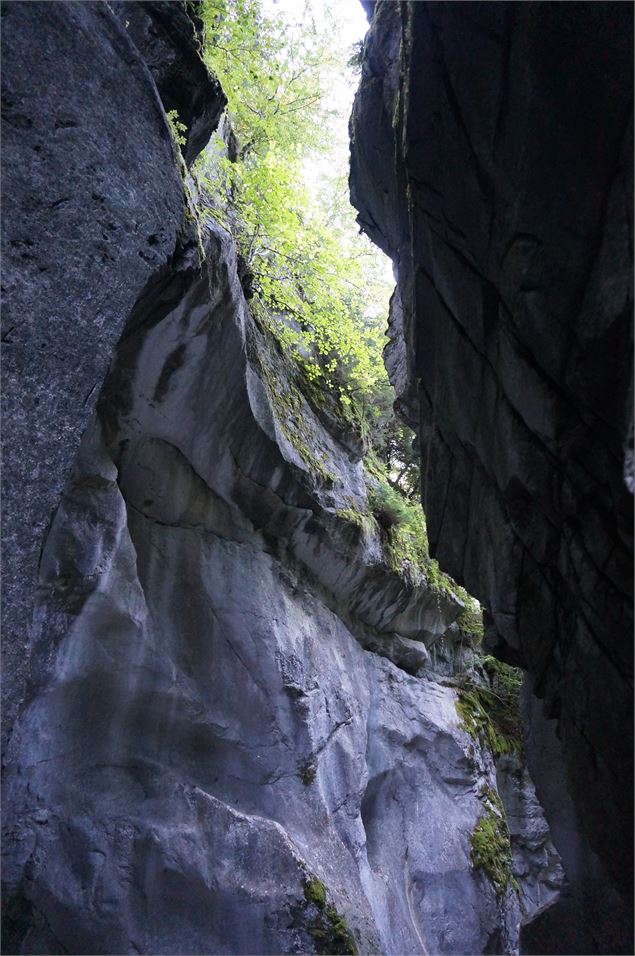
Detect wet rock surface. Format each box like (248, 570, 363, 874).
(351, 2, 633, 952)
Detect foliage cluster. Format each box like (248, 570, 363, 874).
(367, 467, 418, 534)
(348, 451, 481, 629)
(372, 415, 421, 500)
(362, 454, 483, 635)
(197, 0, 392, 410)
(166, 108, 187, 147)
(364, 453, 429, 583)
(196, 0, 432, 524)
(457, 600, 484, 639)
(196, 0, 485, 633)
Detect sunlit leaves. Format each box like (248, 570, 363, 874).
(197, 0, 392, 403)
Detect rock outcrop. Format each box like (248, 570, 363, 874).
(109, 1, 226, 165)
(350, 3, 633, 953)
(1, 4, 564, 953)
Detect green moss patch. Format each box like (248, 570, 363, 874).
(257, 347, 336, 483)
(470, 802, 514, 896)
(364, 456, 429, 584)
(335, 507, 365, 528)
(304, 877, 327, 908)
(302, 877, 358, 955)
(455, 658, 524, 758)
(456, 599, 484, 640)
(362, 455, 484, 628)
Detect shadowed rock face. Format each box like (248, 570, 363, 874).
(109, 1, 226, 165)
(0, 0, 223, 756)
(350, 2, 633, 952)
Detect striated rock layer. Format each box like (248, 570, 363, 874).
(350, 3, 633, 953)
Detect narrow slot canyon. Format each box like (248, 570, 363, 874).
(1, 2, 632, 955)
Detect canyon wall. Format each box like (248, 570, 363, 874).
(1, 3, 563, 954)
(350, 3, 633, 953)
(1, 207, 560, 954)
(1, 0, 223, 756)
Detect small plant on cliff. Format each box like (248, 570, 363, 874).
(198, 0, 486, 630)
(166, 108, 187, 147)
(457, 598, 484, 639)
(302, 876, 358, 955)
(367, 475, 412, 533)
(364, 453, 429, 581)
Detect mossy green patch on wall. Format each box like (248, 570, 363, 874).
(470, 799, 514, 896)
(364, 454, 430, 584)
(335, 506, 365, 529)
(256, 340, 337, 484)
(456, 598, 483, 640)
(301, 876, 358, 955)
(362, 453, 484, 623)
(455, 659, 524, 758)
(304, 877, 327, 908)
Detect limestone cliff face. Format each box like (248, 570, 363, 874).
(2, 3, 563, 955)
(350, 3, 633, 953)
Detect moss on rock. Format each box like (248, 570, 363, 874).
(257, 346, 337, 483)
(455, 658, 524, 758)
(470, 802, 514, 896)
(304, 877, 327, 908)
(302, 876, 358, 955)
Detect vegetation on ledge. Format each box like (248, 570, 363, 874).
(456, 657, 524, 758)
(196, 0, 484, 633)
(197, 0, 391, 409)
(363, 453, 483, 632)
(470, 788, 516, 896)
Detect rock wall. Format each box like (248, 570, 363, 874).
(0, 0, 223, 755)
(1, 4, 563, 953)
(350, 3, 633, 953)
(2, 186, 560, 956)
(2, 207, 562, 953)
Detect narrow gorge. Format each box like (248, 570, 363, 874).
(1, 3, 632, 956)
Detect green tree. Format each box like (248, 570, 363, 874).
(197, 0, 392, 408)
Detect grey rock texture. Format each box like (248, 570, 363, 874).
(3, 3, 565, 953)
(350, 2, 633, 952)
(2, 200, 560, 952)
(110, 1, 226, 165)
(1, 0, 222, 754)
(495, 754, 563, 923)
